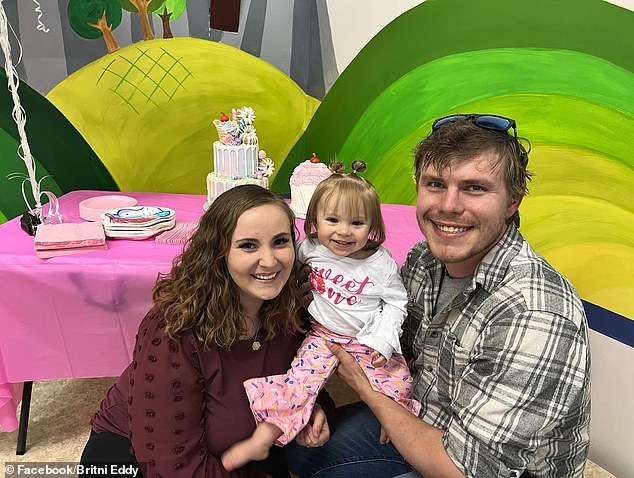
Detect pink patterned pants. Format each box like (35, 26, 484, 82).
(243, 323, 421, 445)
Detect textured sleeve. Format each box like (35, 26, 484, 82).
(356, 254, 408, 360)
(443, 310, 590, 478)
(128, 313, 261, 478)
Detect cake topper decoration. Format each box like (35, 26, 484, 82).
(236, 106, 256, 125)
(213, 105, 258, 146)
(257, 150, 275, 178)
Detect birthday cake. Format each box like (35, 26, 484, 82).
(289, 154, 333, 218)
(204, 106, 275, 210)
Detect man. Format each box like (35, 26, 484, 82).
(287, 115, 591, 477)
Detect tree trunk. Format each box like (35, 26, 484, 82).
(89, 10, 120, 53)
(130, 0, 154, 40)
(101, 24, 120, 52)
(160, 7, 173, 39)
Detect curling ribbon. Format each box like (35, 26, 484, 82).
(0, 0, 61, 223)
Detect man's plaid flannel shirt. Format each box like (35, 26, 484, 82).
(400, 225, 590, 478)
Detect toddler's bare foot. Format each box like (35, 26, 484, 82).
(221, 423, 282, 471)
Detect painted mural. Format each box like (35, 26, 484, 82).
(46, 37, 319, 194)
(273, 0, 634, 328)
(1, 1, 633, 329)
(0, 0, 337, 97)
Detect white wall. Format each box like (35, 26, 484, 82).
(606, 0, 634, 11)
(325, 0, 424, 73)
(588, 331, 634, 477)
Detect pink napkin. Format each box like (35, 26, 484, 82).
(34, 222, 107, 259)
(154, 222, 198, 244)
(35, 244, 108, 259)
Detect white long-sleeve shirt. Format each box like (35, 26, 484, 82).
(297, 239, 408, 360)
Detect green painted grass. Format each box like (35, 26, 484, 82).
(338, 48, 634, 171)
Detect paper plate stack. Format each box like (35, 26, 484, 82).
(100, 206, 176, 239)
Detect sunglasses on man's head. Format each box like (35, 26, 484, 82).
(432, 114, 517, 140)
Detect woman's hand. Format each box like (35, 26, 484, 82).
(296, 262, 314, 309)
(379, 425, 391, 445)
(295, 403, 330, 448)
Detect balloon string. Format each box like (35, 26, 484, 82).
(0, 0, 59, 223)
(32, 0, 51, 34)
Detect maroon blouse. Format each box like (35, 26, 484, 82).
(91, 311, 319, 477)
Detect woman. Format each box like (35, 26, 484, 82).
(80, 185, 332, 477)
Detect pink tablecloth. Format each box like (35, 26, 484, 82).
(0, 190, 421, 432)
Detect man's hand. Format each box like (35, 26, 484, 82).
(326, 342, 374, 400)
(295, 403, 330, 448)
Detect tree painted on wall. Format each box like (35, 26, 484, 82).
(68, 0, 123, 53)
(120, 0, 164, 41)
(153, 0, 186, 39)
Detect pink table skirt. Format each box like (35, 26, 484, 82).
(0, 190, 421, 432)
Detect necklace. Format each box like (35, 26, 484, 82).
(242, 313, 261, 351)
(251, 328, 261, 351)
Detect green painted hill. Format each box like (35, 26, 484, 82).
(273, 0, 634, 192)
(0, 71, 117, 222)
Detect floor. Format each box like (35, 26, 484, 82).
(0, 377, 615, 477)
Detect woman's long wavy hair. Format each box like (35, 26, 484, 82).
(152, 185, 304, 349)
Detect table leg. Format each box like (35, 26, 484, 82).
(16, 381, 33, 455)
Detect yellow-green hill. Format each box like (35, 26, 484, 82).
(47, 37, 319, 193)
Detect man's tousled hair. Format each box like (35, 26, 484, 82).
(414, 120, 533, 227)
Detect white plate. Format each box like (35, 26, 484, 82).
(79, 195, 138, 222)
(104, 222, 175, 239)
